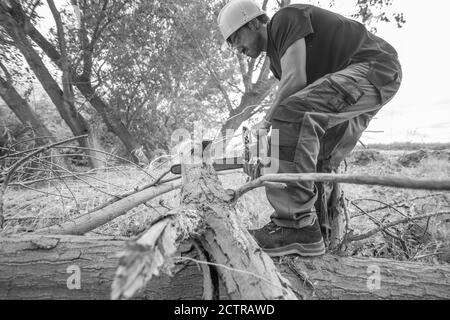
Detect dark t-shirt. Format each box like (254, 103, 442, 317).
(266, 4, 401, 101)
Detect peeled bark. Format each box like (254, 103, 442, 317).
(0, 235, 448, 300)
(179, 156, 296, 300)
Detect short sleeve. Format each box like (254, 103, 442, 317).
(269, 6, 314, 58)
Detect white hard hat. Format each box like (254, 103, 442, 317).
(217, 0, 266, 41)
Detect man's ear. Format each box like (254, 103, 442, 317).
(247, 18, 261, 31)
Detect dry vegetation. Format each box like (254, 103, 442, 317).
(1, 146, 449, 266)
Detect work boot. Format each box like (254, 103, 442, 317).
(248, 215, 326, 257)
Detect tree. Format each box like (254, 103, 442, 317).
(0, 0, 104, 167)
(0, 0, 150, 163)
(0, 67, 54, 146)
(92, 0, 226, 152)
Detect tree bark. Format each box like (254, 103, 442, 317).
(0, 73, 55, 145)
(0, 9, 95, 160)
(74, 78, 149, 163)
(47, 0, 100, 168)
(110, 142, 296, 300)
(21, 6, 149, 163)
(1, 235, 448, 300)
(0, 235, 205, 300)
(179, 151, 296, 300)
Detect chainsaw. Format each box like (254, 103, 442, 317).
(169, 127, 270, 179)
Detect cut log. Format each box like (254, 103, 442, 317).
(0, 235, 449, 300)
(0, 235, 204, 300)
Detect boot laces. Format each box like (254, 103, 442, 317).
(264, 221, 281, 234)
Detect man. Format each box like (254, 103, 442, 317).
(217, 0, 401, 257)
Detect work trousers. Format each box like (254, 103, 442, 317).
(264, 62, 402, 229)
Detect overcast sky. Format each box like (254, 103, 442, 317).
(310, 0, 450, 143)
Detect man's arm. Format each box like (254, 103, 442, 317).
(264, 38, 308, 123)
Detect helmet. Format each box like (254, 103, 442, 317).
(217, 0, 266, 41)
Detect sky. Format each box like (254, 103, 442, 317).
(306, 0, 450, 143)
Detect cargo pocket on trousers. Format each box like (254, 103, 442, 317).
(327, 75, 365, 112)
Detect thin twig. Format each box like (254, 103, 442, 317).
(350, 198, 429, 234)
(351, 201, 410, 258)
(175, 256, 288, 292)
(7, 136, 57, 150)
(38, 159, 78, 210)
(82, 169, 172, 216)
(8, 183, 73, 200)
(37, 158, 119, 198)
(352, 193, 444, 215)
(10, 172, 100, 187)
(347, 211, 450, 242)
(351, 202, 403, 239)
(0, 136, 87, 218)
(52, 145, 155, 179)
(2, 136, 87, 189)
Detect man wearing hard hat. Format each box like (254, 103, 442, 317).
(217, 0, 401, 257)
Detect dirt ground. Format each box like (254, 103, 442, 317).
(2, 148, 449, 264)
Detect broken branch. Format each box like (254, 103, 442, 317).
(346, 211, 450, 242)
(233, 173, 450, 201)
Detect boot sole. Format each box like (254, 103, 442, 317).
(262, 239, 326, 257)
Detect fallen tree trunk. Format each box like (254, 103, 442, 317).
(34, 179, 182, 235)
(0, 235, 204, 300)
(111, 145, 297, 300)
(0, 235, 448, 300)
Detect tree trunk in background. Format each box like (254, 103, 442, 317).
(0, 16, 99, 168)
(219, 60, 275, 139)
(1, 1, 149, 164)
(0, 71, 68, 171)
(1, 235, 448, 300)
(74, 78, 150, 164)
(25, 21, 149, 164)
(0, 74, 55, 145)
(47, 0, 100, 169)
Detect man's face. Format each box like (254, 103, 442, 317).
(229, 24, 264, 58)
